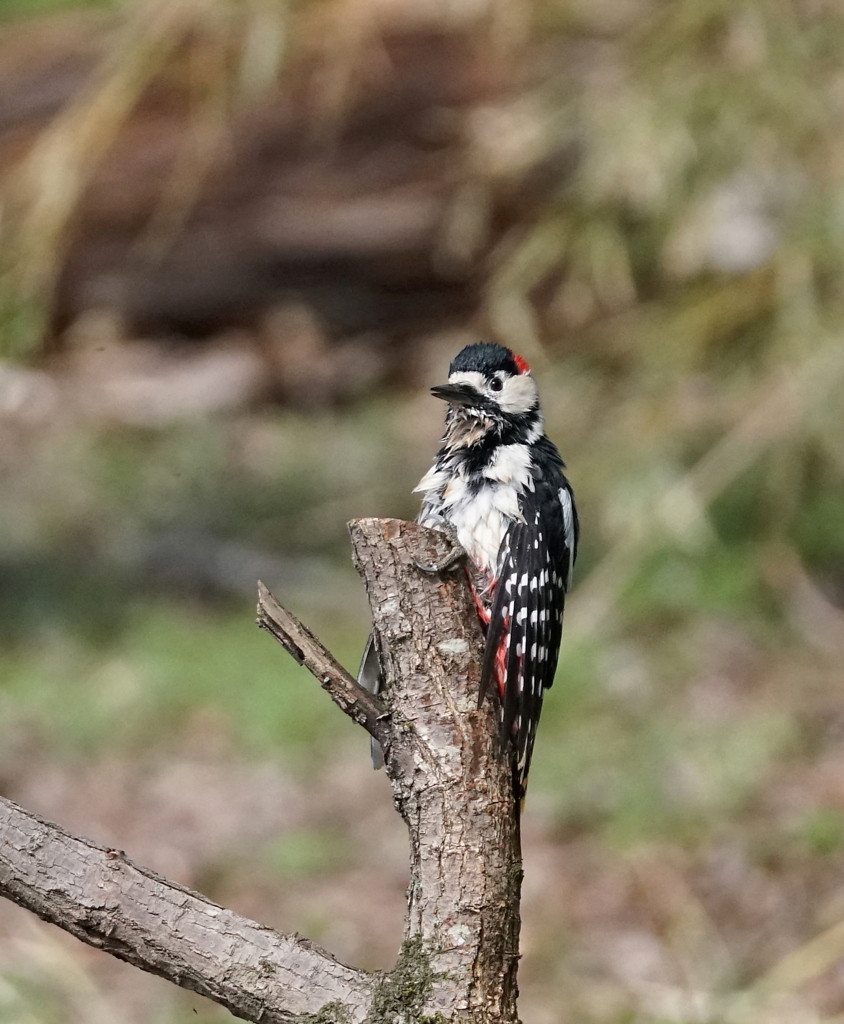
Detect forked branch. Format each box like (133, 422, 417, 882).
(0, 519, 523, 1024)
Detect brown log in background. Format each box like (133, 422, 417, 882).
(0, 519, 523, 1023)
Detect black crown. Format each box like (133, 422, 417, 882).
(449, 342, 519, 378)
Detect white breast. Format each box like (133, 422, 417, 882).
(415, 443, 533, 576)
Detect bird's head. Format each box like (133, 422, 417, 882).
(431, 343, 539, 428)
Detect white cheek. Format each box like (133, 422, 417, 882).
(498, 374, 538, 414)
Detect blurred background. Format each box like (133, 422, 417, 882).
(1, 0, 844, 1021)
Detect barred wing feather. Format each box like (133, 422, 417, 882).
(478, 478, 575, 796)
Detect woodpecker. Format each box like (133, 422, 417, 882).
(359, 342, 578, 800)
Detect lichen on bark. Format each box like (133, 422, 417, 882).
(303, 1002, 355, 1024)
(366, 936, 443, 1023)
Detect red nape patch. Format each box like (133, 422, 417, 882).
(513, 353, 530, 375)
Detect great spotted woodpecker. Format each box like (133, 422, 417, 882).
(359, 342, 578, 801)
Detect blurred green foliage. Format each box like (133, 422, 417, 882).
(0, 595, 361, 758)
(265, 828, 350, 878)
(0, 0, 112, 19)
(2, 0, 844, 1022)
(0, 403, 416, 773)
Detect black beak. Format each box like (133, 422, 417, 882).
(430, 383, 479, 406)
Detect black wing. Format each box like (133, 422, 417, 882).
(479, 450, 577, 797)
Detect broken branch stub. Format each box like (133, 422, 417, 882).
(348, 518, 522, 1022)
(257, 580, 390, 745)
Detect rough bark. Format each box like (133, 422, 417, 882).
(348, 518, 522, 1022)
(0, 518, 522, 1023)
(0, 796, 373, 1023)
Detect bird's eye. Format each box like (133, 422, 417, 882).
(489, 377, 504, 393)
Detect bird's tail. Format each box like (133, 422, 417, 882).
(357, 631, 384, 769)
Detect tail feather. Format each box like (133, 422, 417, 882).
(357, 631, 384, 769)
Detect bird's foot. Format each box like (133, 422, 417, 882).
(415, 523, 466, 575)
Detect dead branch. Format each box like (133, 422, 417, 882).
(0, 796, 372, 1023)
(257, 580, 389, 743)
(0, 518, 523, 1023)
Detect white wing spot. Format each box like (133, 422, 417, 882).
(559, 487, 575, 547)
